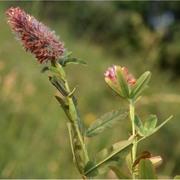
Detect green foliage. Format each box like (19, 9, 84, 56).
(49, 76, 68, 96)
(138, 159, 157, 179)
(130, 71, 151, 101)
(67, 123, 84, 174)
(144, 115, 157, 134)
(0, 2, 179, 179)
(116, 67, 130, 99)
(135, 115, 173, 142)
(105, 77, 122, 97)
(84, 139, 133, 177)
(86, 109, 128, 137)
(61, 57, 86, 67)
(134, 115, 144, 136)
(152, 116, 173, 134)
(109, 165, 131, 179)
(133, 151, 162, 169)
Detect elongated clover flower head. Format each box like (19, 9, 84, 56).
(104, 65, 136, 86)
(6, 7, 64, 63)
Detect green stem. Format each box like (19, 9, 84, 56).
(64, 80, 89, 164)
(51, 61, 89, 166)
(53, 62, 89, 163)
(129, 99, 137, 179)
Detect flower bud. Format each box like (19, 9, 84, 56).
(104, 65, 136, 86)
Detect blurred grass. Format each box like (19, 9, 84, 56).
(0, 2, 180, 178)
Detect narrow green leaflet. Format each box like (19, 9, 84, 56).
(138, 159, 157, 179)
(130, 71, 151, 100)
(58, 50, 86, 67)
(105, 77, 123, 97)
(86, 109, 128, 137)
(84, 139, 133, 177)
(62, 57, 87, 67)
(116, 67, 130, 99)
(152, 115, 173, 134)
(50, 75, 78, 123)
(134, 115, 145, 136)
(109, 165, 131, 179)
(144, 115, 157, 131)
(57, 47, 86, 67)
(144, 115, 158, 136)
(49, 76, 69, 96)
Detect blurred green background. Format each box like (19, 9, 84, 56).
(0, 1, 180, 179)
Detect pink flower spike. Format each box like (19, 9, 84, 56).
(104, 65, 136, 86)
(6, 7, 64, 64)
(104, 65, 118, 84)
